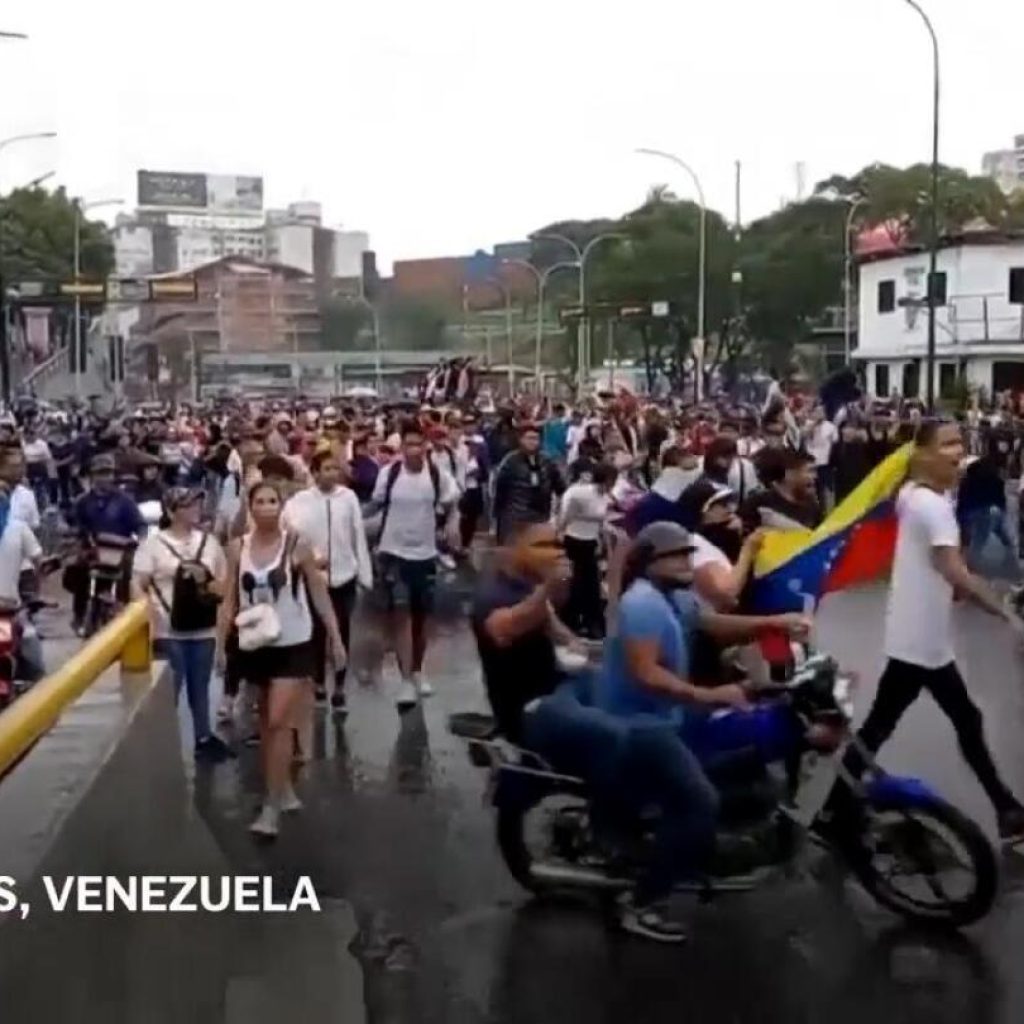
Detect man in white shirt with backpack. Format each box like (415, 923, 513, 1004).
(372, 420, 459, 709)
(285, 450, 372, 714)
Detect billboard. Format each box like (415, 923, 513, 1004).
(137, 171, 263, 213)
(138, 171, 207, 209)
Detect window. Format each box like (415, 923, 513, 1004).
(878, 279, 896, 313)
(939, 362, 957, 399)
(928, 271, 947, 306)
(875, 363, 890, 397)
(1010, 267, 1024, 305)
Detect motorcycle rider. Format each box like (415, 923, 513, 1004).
(596, 521, 809, 942)
(66, 454, 145, 635)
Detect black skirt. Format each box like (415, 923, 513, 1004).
(234, 641, 316, 686)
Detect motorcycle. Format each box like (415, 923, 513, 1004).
(83, 535, 136, 637)
(0, 594, 54, 710)
(450, 649, 998, 929)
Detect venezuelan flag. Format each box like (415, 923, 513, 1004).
(749, 443, 913, 614)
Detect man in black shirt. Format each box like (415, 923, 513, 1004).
(740, 447, 822, 533)
(491, 424, 565, 544)
(472, 521, 578, 741)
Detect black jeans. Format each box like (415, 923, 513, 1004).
(459, 488, 484, 549)
(311, 579, 358, 691)
(562, 536, 603, 637)
(828, 658, 1017, 817)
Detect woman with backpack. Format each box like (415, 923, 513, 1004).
(133, 486, 233, 763)
(216, 480, 347, 838)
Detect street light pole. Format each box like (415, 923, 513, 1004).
(0, 130, 57, 405)
(72, 197, 123, 400)
(536, 232, 623, 392)
(636, 148, 707, 400)
(901, 0, 940, 410)
(504, 258, 579, 396)
(843, 196, 867, 366)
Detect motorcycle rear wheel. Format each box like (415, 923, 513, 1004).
(497, 796, 607, 894)
(850, 797, 997, 928)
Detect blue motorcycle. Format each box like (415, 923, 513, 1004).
(450, 651, 998, 928)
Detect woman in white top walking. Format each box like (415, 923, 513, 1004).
(217, 481, 346, 838)
(134, 486, 232, 763)
(557, 462, 615, 638)
(284, 450, 372, 714)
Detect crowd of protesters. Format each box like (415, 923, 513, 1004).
(0, 376, 1022, 848)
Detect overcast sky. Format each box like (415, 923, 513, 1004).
(2, 0, 1021, 270)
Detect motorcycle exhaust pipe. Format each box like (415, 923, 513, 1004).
(529, 862, 630, 891)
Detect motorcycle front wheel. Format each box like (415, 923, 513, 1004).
(850, 798, 997, 928)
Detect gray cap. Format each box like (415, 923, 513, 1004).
(632, 521, 697, 559)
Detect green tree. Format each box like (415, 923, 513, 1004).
(814, 163, 1010, 241)
(0, 185, 113, 284)
(737, 196, 849, 369)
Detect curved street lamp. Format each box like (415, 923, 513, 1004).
(900, 0, 940, 410)
(636, 147, 707, 400)
(503, 258, 580, 393)
(843, 195, 868, 365)
(72, 197, 124, 399)
(531, 231, 624, 389)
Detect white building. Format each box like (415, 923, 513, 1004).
(856, 233, 1024, 400)
(114, 195, 369, 283)
(982, 134, 1024, 195)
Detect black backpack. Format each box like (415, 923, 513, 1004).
(154, 532, 220, 632)
(377, 460, 441, 541)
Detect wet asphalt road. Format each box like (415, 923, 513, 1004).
(162, 576, 1024, 1024)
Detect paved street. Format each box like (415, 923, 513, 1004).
(159, 581, 1024, 1024)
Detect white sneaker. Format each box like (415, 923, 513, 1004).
(249, 804, 280, 838)
(280, 788, 303, 814)
(396, 680, 419, 710)
(412, 671, 434, 698)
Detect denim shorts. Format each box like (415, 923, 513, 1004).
(376, 553, 437, 613)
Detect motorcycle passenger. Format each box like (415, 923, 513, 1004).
(472, 520, 595, 743)
(66, 454, 145, 635)
(596, 521, 809, 942)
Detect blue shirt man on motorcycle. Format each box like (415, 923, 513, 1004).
(596, 522, 808, 941)
(65, 454, 144, 635)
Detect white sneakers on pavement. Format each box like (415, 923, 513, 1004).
(412, 671, 434, 697)
(280, 788, 303, 814)
(396, 680, 419, 710)
(249, 804, 281, 838)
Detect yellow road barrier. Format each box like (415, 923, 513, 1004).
(0, 598, 152, 777)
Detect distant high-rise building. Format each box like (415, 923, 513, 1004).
(112, 170, 370, 293)
(982, 135, 1024, 195)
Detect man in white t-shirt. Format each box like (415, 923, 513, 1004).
(802, 405, 838, 508)
(373, 420, 459, 709)
(819, 420, 1024, 844)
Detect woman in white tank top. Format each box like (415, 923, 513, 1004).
(217, 481, 346, 838)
